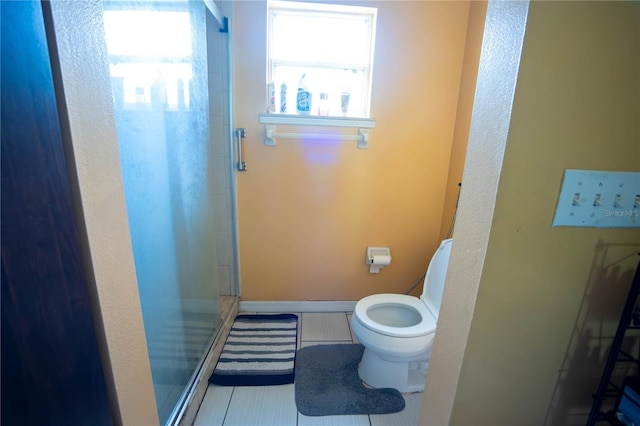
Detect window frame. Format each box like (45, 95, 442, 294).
(266, 0, 377, 118)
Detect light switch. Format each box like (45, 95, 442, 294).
(552, 169, 640, 228)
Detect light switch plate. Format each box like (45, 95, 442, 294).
(552, 169, 640, 228)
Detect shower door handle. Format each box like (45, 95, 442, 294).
(235, 128, 248, 172)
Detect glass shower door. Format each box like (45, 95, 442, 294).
(102, 1, 222, 423)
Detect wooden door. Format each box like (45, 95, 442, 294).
(1, 2, 113, 424)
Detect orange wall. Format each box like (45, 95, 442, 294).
(234, 1, 476, 301)
(439, 1, 488, 241)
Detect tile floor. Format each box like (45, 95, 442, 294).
(193, 312, 422, 426)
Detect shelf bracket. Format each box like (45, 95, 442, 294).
(358, 129, 369, 149)
(265, 125, 277, 146)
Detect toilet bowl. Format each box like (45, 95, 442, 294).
(351, 239, 453, 392)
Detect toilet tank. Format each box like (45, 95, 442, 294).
(420, 239, 453, 318)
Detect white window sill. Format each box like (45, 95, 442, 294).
(258, 113, 376, 129)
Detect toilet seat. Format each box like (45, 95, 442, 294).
(355, 293, 436, 338)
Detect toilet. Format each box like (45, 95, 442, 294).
(351, 239, 453, 393)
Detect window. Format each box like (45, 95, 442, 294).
(103, 6, 194, 110)
(267, 1, 377, 118)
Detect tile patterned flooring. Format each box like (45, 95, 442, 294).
(193, 312, 422, 426)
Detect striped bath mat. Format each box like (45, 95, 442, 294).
(209, 314, 298, 386)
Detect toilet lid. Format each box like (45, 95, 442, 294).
(354, 293, 437, 338)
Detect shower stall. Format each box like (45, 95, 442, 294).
(101, 1, 237, 423)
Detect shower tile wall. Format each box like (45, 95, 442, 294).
(207, 5, 237, 297)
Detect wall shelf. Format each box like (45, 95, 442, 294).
(258, 114, 376, 148)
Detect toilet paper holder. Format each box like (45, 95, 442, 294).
(366, 247, 392, 273)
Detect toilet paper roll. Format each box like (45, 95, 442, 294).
(370, 255, 391, 266)
(369, 255, 391, 273)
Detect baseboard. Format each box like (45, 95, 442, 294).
(239, 300, 357, 313)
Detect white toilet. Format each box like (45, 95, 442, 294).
(351, 239, 453, 393)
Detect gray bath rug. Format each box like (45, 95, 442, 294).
(294, 344, 405, 416)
